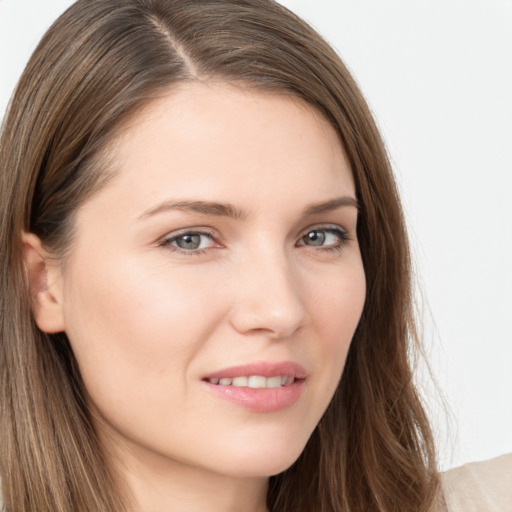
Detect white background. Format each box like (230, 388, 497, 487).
(1, 0, 511, 471)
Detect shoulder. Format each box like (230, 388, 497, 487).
(440, 453, 512, 512)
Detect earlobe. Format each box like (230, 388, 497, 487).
(22, 232, 66, 334)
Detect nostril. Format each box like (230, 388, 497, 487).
(227, 259, 309, 337)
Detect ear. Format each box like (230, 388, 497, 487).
(22, 232, 66, 333)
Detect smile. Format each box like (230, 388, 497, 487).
(207, 376, 295, 388)
(202, 361, 306, 412)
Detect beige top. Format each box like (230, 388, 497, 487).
(0, 454, 511, 510)
(441, 453, 512, 511)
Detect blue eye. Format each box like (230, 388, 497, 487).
(160, 231, 217, 253)
(298, 226, 349, 250)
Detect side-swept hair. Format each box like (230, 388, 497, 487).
(0, 1, 439, 510)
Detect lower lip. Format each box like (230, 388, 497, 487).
(203, 380, 305, 413)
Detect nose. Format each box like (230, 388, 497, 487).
(228, 248, 309, 339)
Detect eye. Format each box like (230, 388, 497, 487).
(297, 226, 350, 251)
(159, 230, 218, 254)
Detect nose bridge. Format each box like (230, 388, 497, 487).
(229, 242, 308, 338)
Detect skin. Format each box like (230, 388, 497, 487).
(26, 83, 366, 512)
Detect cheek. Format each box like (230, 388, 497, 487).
(61, 254, 226, 399)
(302, 258, 366, 407)
(310, 259, 366, 344)
(60, 255, 234, 455)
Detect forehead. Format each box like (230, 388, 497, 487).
(82, 82, 355, 222)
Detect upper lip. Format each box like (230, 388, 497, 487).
(202, 361, 307, 381)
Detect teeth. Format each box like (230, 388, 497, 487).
(208, 375, 295, 388)
(266, 376, 282, 388)
(232, 376, 248, 387)
(248, 375, 266, 388)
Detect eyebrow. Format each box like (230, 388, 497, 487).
(302, 196, 359, 216)
(138, 196, 359, 221)
(138, 200, 247, 221)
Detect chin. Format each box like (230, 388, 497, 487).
(212, 435, 310, 479)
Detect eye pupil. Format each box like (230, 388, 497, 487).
(304, 230, 326, 246)
(177, 234, 201, 250)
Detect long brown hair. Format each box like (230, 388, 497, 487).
(0, 1, 439, 510)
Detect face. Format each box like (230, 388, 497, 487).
(55, 83, 366, 479)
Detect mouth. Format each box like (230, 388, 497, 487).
(205, 375, 297, 388)
(202, 361, 306, 412)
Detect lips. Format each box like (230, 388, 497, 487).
(202, 361, 306, 413)
(203, 361, 307, 381)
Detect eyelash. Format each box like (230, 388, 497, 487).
(158, 229, 218, 256)
(158, 225, 351, 256)
(296, 226, 351, 253)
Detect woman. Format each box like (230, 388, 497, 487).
(0, 1, 509, 511)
